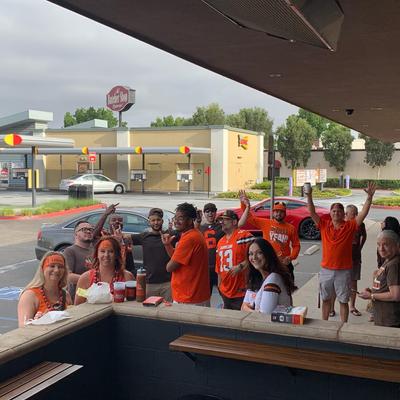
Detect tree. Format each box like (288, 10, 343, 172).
(191, 103, 225, 125)
(276, 115, 316, 169)
(150, 115, 188, 127)
(298, 109, 330, 138)
(226, 107, 273, 148)
(63, 107, 127, 128)
(360, 134, 395, 179)
(321, 123, 353, 173)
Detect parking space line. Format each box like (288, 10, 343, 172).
(0, 259, 36, 274)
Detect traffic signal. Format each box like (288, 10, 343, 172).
(82, 146, 89, 155)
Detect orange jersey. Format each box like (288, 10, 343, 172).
(318, 215, 357, 270)
(171, 228, 210, 303)
(216, 229, 253, 298)
(242, 205, 300, 260)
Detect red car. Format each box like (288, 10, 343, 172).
(218, 197, 330, 240)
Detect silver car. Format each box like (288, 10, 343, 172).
(35, 207, 175, 265)
(59, 173, 126, 194)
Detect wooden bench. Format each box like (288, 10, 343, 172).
(170, 334, 400, 383)
(0, 361, 83, 400)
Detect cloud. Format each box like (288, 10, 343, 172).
(0, 0, 297, 129)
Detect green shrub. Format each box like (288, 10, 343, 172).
(373, 197, 400, 206)
(0, 199, 100, 217)
(20, 208, 34, 216)
(326, 178, 400, 190)
(0, 208, 15, 216)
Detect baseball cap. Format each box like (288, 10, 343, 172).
(203, 203, 217, 212)
(220, 210, 239, 220)
(273, 201, 287, 212)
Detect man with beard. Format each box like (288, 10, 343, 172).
(162, 202, 210, 306)
(240, 191, 300, 286)
(131, 208, 172, 301)
(64, 220, 95, 301)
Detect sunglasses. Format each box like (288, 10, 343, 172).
(77, 227, 94, 233)
(274, 201, 286, 206)
(111, 218, 123, 223)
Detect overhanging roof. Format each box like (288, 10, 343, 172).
(0, 147, 211, 155)
(48, 0, 400, 142)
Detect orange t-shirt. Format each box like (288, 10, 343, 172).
(318, 215, 358, 270)
(171, 228, 210, 303)
(216, 229, 253, 298)
(243, 206, 300, 260)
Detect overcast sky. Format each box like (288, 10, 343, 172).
(1, 0, 298, 129)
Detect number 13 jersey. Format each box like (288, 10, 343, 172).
(216, 229, 254, 299)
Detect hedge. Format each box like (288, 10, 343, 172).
(325, 178, 400, 189)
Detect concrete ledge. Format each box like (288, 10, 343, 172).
(241, 311, 343, 341)
(1, 300, 400, 368)
(0, 304, 112, 365)
(339, 322, 400, 349)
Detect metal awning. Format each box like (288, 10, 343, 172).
(0, 146, 211, 155)
(0, 134, 74, 148)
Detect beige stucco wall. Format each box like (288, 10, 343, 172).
(45, 130, 117, 188)
(227, 129, 261, 190)
(129, 128, 211, 192)
(42, 126, 262, 192)
(269, 150, 400, 180)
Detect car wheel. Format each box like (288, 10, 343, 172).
(55, 244, 70, 253)
(114, 185, 124, 194)
(299, 218, 321, 240)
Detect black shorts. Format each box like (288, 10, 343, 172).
(219, 291, 244, 311)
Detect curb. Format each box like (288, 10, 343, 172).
(371, 204, 400, 209)
(0, 203, 104, 220)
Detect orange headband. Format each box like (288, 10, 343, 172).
(43, 254, 64, 270)
(98, 239, 114, 251)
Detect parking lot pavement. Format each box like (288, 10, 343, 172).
(0, 190, 386, 333)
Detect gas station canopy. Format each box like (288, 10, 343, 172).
(0, 134, 74, 148)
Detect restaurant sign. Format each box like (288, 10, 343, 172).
(106, 86, 136, 112)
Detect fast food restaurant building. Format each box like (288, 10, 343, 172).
(0, 110, 264, 193)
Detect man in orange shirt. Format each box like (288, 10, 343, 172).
(306, 182, 376, 322)
(163, 202, 210, 306)
(216, 210, 254, 310)
(239, 191, 300, 287)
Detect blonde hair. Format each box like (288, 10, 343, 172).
(22, 251, 69, 294)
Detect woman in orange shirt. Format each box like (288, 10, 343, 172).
(18, 252, 72, 327)
(75, 236, 134, 305)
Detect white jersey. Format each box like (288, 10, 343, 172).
(244, 273, 291, 314)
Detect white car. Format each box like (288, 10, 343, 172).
(59, 174, 126, 194)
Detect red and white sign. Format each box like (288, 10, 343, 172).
(89, 152, 97, 163)
(106, 86, 136, 112)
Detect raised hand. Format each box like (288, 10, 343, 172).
(105, 203, 119, 216)
(161, 232, 175, 246)
(238, 189, 249, 204)
(364, 181, 376, 198)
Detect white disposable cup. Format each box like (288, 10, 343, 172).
(303, 182, 311, 194)
(113, 282, 126, 291)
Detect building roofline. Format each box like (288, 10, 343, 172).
(0, 110, 53, 129)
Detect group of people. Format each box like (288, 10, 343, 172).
(18, 181, 400, 329)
